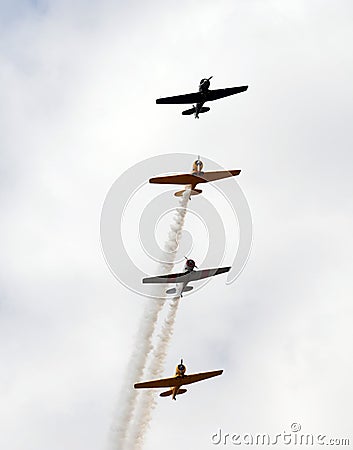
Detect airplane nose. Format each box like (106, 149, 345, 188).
(187, 259, 195, 268)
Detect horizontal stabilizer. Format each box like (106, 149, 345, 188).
(159, 388, 187, 397)
(182, 106, 209, 116)
(182, 107, 195, 115)
(177, 388, 187, 395)
(183, 286, 193, 292)
(160, 389, 173, 397)
(166, 288, 177, 295)
(175, 188, 202, 197)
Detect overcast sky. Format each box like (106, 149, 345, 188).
(1, 0, 353, 449)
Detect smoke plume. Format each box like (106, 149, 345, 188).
(109, 190, 190, 450)
(127, 294, 181, 450)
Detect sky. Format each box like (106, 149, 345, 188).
(0, 0, 353, 449)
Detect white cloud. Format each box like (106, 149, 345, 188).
(0, 0, 352, 449)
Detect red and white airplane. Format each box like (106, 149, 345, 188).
(142, 257, 230, 297)
(149, 156, 241, 197)
(134, 359, 223, 400)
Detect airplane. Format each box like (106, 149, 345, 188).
(134, 359, 223, 400)
(142, 257, 230, 297)
(156, 76, 248, 118)
(149, 156, 241, 197)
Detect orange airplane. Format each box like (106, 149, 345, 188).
(149, 156, 241, 197)
(134, 359, 223, 401)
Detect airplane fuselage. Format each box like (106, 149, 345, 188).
(171, 386, 179, 400)
(179, 259, 196, 296)
(170, 361, 186, 400)
(165, 259, 196, 297)
(193, 77, 212, 118)
(175, 159, 204, 196)
(179, 281, 189, 297)
(194, 101, 206, 118)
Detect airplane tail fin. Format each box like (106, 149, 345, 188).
(199, 106, 210, 113)
(177, 388, 187, 396)
(174, 189, 202, 197)
(160, 389, 187, 397)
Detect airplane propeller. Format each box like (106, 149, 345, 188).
(184, 256, 198, 268)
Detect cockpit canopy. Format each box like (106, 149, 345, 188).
(192, 159, 204, 172)
(199, 77, 211, 91)
(186, 259, 196, 270)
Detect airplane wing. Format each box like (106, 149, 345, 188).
(134, 370, 223, 389)
(149, 170, 240, 186)
(177, 370, 223, 386)
(188, 266, 231, 281)
(142, 272, 190, 284)
(134, 376, 183, 389)
(156, 92, 202, 104)
(198, 170, 241, 182)
(207, 85, 248, 101)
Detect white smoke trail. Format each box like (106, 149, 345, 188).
(127, 293, 181, 450)
(109, 190, 190, 450)
(107, 298, 163, 450)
